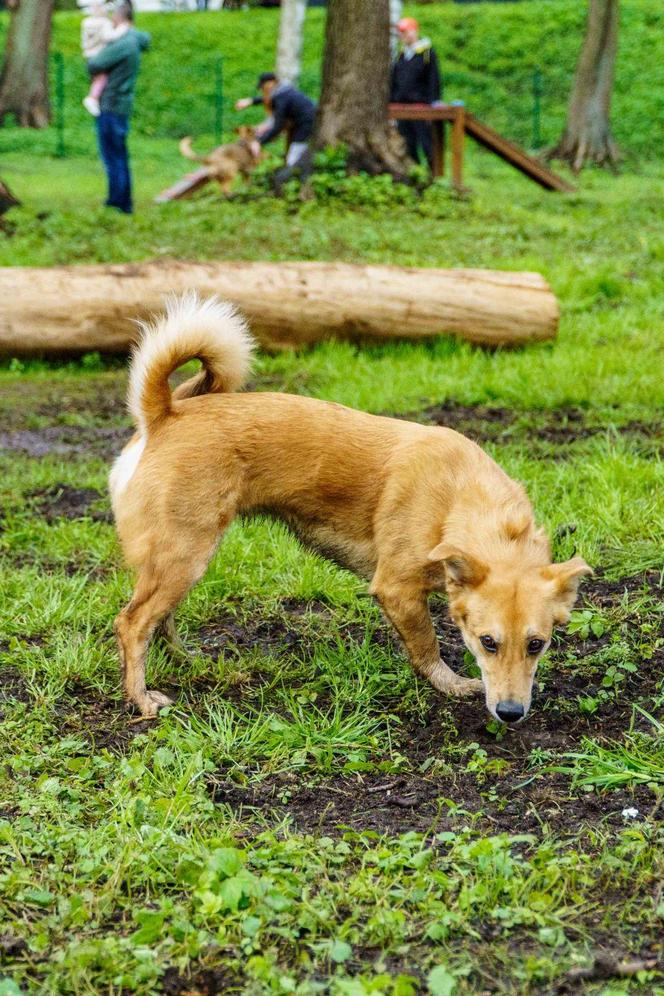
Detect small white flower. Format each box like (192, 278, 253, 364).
(622, 807, 639, 819)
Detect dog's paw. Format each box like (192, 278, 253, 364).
(449, 677, 484, 698)
(428, 662, 483, 698)
(138, 690, 174, 718)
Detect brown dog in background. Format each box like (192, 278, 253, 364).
(110, 295, 592, 722)
(179, 125, 261, 194)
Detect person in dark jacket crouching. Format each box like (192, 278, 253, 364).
(235, 72, 316, 194)
(390, 17, 441, 169)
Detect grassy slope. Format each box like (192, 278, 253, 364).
(1, 4, 664, 995)
(1, 1, 664, 151)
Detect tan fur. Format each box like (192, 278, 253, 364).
(179, 126, 261, 195)
(111, 297, 592, 720)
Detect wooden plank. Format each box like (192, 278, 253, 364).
(154, 166, 212, 203)
(389, 102, 456, 122)
(464, 112, 575, 192)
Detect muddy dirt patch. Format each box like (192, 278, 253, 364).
(56, 680, 149, 752)
(206, 572, 662, 838)
(208, 659, 662, 840)
(0, 425, 129, 460)
(197, 597, 372, 666)
(407, 402, 663, 453)
(161, 966, 243, 995)
(209, 764, 659, 840)
(0, 666, 32, 708)
(0, 376, 128, 433)
(198, 572, 660, 688)
(28, 483, 111, 523)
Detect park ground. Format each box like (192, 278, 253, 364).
(1, 3, 664, 994)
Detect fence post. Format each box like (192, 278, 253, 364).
(532, 66, 542, 149)
(214, 55, 223, 145)
(54, 51, 66, 158)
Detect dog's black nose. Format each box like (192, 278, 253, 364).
(496, 700, 525, 724)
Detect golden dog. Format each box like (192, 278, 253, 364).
(178, 125, 261, 194)
(110, 296, 592, 722)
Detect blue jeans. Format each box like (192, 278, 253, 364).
(96, 112, 132, 214)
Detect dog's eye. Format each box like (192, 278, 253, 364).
(480, 635, 498, 653)
(527, 638, 545, 655)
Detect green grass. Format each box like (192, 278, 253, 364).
(1, 6, 664, 994)
(550, 712, 664, 793)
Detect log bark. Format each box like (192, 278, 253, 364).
(0, 260, 559, 356)
(548, 0, 619, 173)
(315, 0, 411, 176)
(0, 0, 55, 128)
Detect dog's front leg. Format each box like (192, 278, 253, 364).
(372, 585, 482, 698)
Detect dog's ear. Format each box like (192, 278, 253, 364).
(542, 556, 593, 622)
(428, 543, 488, 588)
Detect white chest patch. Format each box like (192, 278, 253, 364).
(109, 435, 146, 510)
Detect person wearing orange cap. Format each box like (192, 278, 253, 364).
(390, 16, 441, 169)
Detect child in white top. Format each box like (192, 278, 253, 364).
(80, 2, 128, 117)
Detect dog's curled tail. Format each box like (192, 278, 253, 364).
(179, 136, 204, 163)
(128, 293, 254, 433)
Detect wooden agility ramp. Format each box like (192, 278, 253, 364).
(390, 102, 573, 192)
(155, 166, 211, 203)
(463, 112, 573, 192)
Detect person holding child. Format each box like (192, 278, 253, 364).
(83, 0, 150, 214)
(81, 2, 129, 117)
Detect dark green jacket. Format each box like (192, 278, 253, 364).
(87, 28, 151, 117)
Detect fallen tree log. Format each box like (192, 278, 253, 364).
(0, 260, 558, 355)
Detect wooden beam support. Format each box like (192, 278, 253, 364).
(451, 106, 465, 191)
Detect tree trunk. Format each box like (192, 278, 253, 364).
(276, 0, 307, 85)
(0, 0, 54, 128)
(314, 0, 411, 177)
(389, 0, 403, 57)
(549, 0, 619, 172)
(0, 260, 559, 355)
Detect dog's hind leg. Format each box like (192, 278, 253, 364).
(156, 613, 189, 660)
(372, 582, 482, 698)
(115, 532, 221, 718)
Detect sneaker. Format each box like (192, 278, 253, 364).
(83, 95, 101, 117)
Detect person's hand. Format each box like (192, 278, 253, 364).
(235, 97, 253, 111)
(250, 140, 261, 159)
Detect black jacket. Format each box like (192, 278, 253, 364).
(390, 40, 441, 104)
(254, 83, 317, 144)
